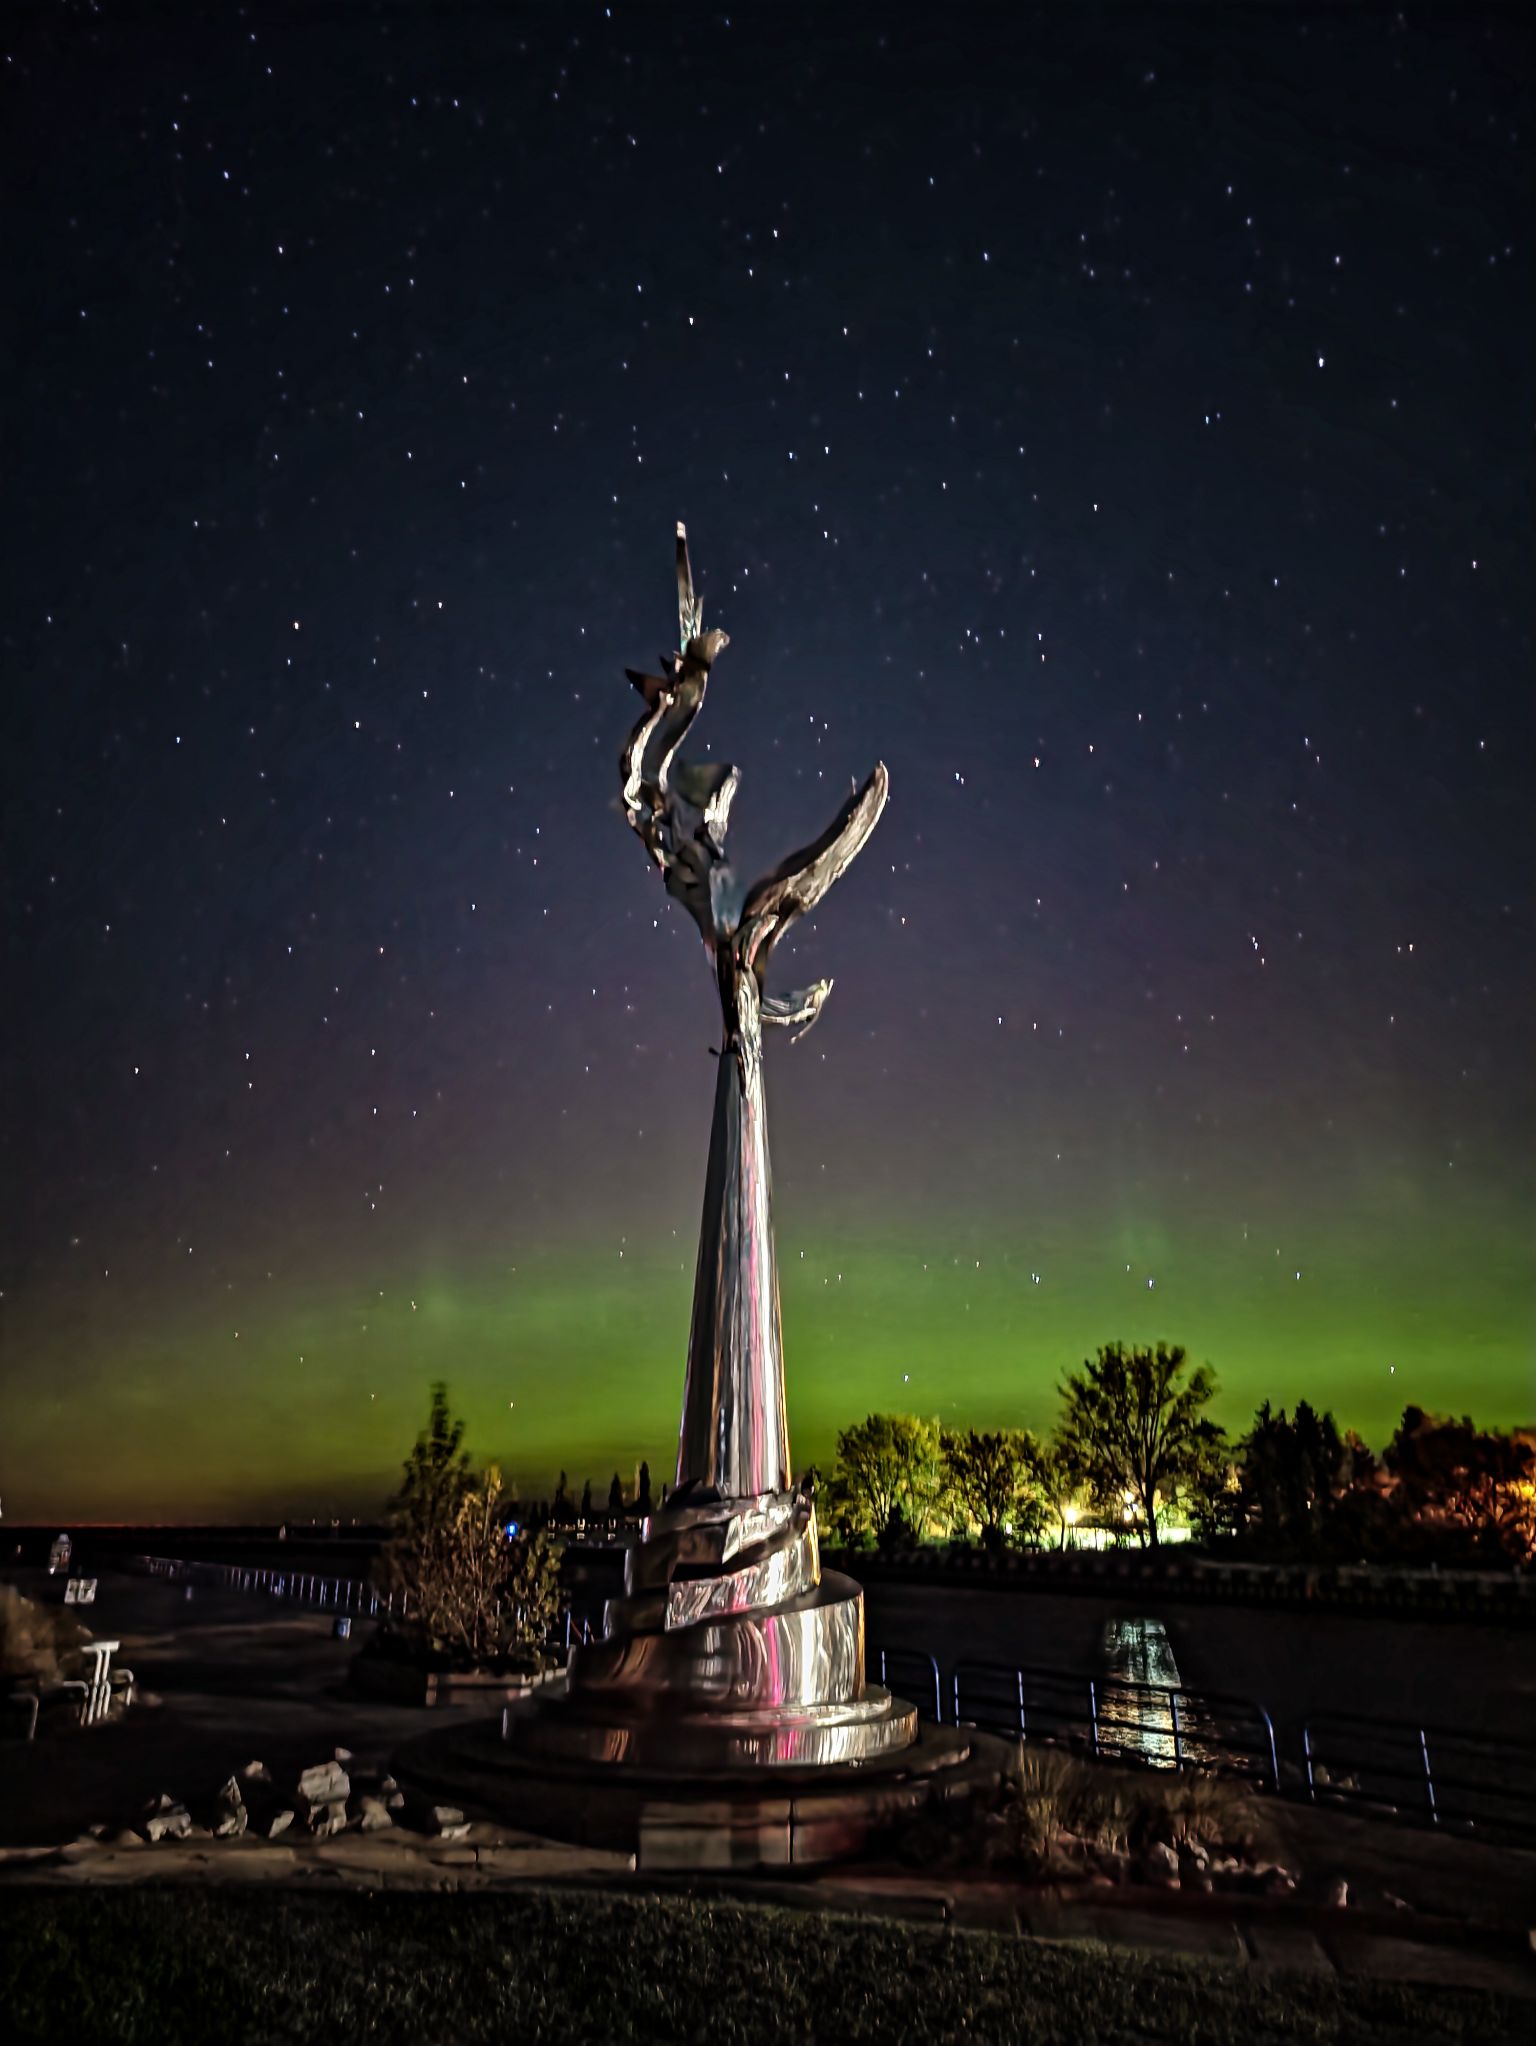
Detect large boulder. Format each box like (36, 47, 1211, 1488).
(296, 1761, 350, 1806)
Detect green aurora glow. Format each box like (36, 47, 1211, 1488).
(9, 1180, 1529, 1520)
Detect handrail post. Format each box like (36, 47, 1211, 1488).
(1302, 1723, 1316, 1801)
(1016, 1665, 1026, 1739)
(1419, 1728, 1439, 1825)
(1088, 1678, 1100, 1757)
(1170, 1689, 1184, 1771)
(951, 1666, 961, 1727)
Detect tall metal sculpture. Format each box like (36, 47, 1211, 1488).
(516, 525, 915, 1768)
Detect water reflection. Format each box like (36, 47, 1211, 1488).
(1099, 1615, 1183, 1766)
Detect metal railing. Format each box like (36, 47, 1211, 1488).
(874, 1647, 1278, 1789)
(952, 1658, 1280, 1788)
(133, 1554, 402, 1617)
(871, 1642, 1535, 1842)
(1301, 1709, 1536, 1847)
(874, 1646, 942, 1723)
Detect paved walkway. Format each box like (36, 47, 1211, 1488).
(4, 1568, 1533, 2006)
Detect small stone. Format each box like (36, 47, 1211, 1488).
(263, 1809, 295, 1840)
(378, 1775, 398, 1794)
(240, 1760, 271, 1783)
(211, 1777, 247, 1838)
(1323, 1877, 1349, 1909)
(355, 1795, 393, 1833)
(107, 1829, 143, 1849)
(1141, 1839, 1179, 1887)
(308, 1798, 349, 1839)
(385, 1792, 406, 1811)
(1385, 1891, 1410, 1912)
(1262, 1867, 1297, 1897)
(334, 1746, 353, 1762)
(143, 1804, 193, 1843)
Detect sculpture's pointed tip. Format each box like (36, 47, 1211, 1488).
(676, 519, 687, 539)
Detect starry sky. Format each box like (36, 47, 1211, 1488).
(2, 4, 1531, 1522)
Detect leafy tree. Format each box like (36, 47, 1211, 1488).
(379, 1383, 471, 1607)
(1386, 1409, 1536, 1562)
(1034, 1439, 1089, 1550)
(1183, 1419, 1239, 1541)
(504, 1510, 565, 1646)
(941, 1428, 1045, 1550)
(607, 1472, 625, 1518)
(831, 1414, 948, 1548)
(1055, 1343, 1223, 1549)
(375, 1387, 563, 1666)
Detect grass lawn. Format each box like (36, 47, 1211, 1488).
(1, 1885, 1526, 2045)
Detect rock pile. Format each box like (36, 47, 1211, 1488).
(122, 1752, 462, 1848)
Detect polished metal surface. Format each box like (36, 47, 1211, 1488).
(567, 1571, 867, 1713)
(618, 523, 888, 1499)
(517, 1687, 920, 1771)
(511, 524, 910, 1774)
(662, 1512, 819, 1632)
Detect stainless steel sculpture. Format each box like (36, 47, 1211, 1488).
(515, 524, 915, 1768)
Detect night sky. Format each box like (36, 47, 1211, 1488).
(3, 5, 1531, 1522)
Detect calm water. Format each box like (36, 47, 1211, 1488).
(1098, 1615, 1185, 1765)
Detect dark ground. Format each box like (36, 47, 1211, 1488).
(2, 1886, 1529, 2046)
(0, 1569, 482, 1847)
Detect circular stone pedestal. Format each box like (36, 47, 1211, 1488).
(393, 1707, 1008, 1873)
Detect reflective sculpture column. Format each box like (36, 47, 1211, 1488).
(516, 525, 915, 1768)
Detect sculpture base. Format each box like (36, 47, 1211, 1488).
(512, 1679, 917, 1771)
(516, 1558, 917, 1771)
(392, 1712, 1008, 1872)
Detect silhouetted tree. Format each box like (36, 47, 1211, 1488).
(580, 1478, 593, 1520)
(1055, 1343, 1222, 1549)
(1238, 1400, 1349, 1556)
(607, 1472, 625, 1519)
(551, 1470, 572, 1524)
(636, 1460, 654, 1516)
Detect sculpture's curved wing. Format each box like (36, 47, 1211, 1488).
(676, 520, 704, 649)
(736, 763, 889, 981)
(761, 978, 834, 1040)
(672, 758, 740, 850)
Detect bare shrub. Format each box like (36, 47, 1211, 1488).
(0, 1584, 90, 1684)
